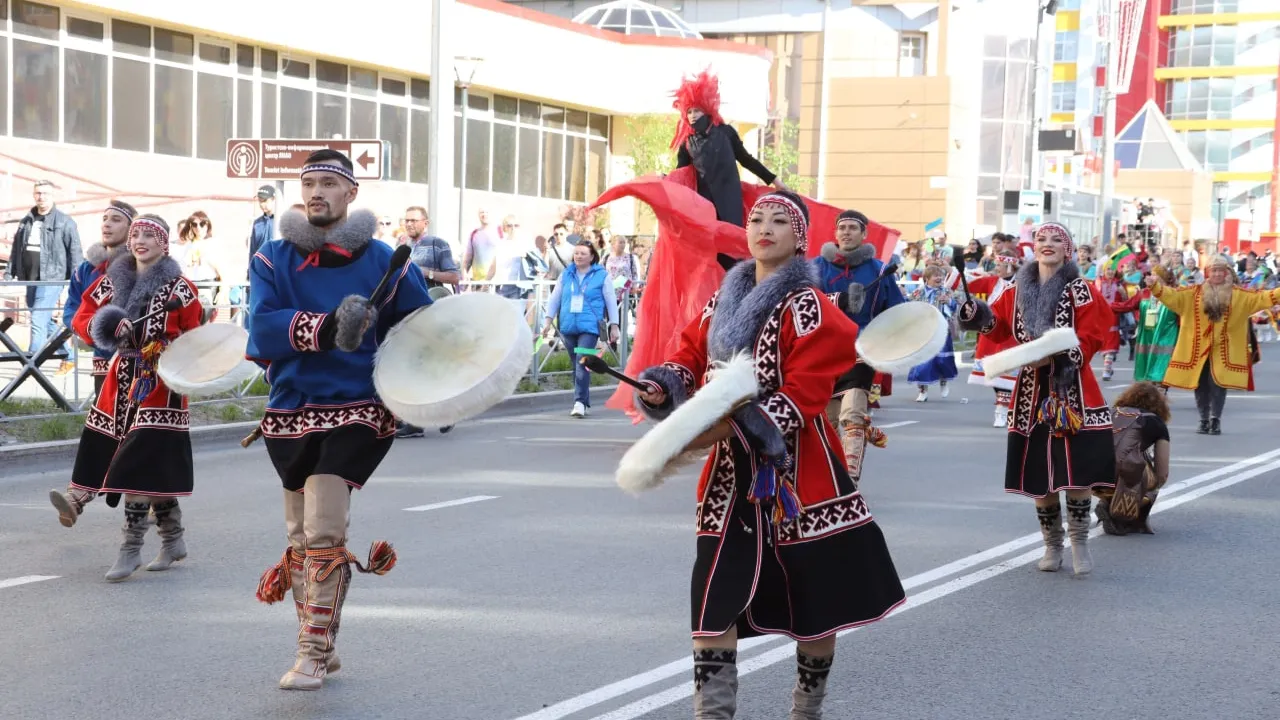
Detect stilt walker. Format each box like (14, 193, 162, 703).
(247, 150, 433, 690)
(51, 214, 203, 581)
(966, 253, 1020, 427)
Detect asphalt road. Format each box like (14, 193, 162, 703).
(2, 354, 1278, 720)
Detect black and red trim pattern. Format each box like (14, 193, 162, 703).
(260, 401, 397, 439)
(289, 311, 328, 352)
(663, 362, 697, 397)
(778, 494, 873, 544)
(91, 357, 110, 377)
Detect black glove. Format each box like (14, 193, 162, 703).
(837, 282, 866, 315)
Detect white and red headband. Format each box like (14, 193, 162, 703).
(105, 204, 135, 224)
(130, 217, 169, 253)
(996, 254, 1020, 265)
(750, 194, 809, 254)
(1033, 222, 1074, 258)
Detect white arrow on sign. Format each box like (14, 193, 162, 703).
(348, 141, 383, 180)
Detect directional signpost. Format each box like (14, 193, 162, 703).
(225, 139, 387, 180)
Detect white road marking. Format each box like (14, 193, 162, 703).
(0, 503, 47, 510)
(511, 445, 1280, 720)
(876, 420, 919, 430)
(402, 495, 499, 512)
(0, 575, 59, 590)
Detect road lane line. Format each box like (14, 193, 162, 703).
(0, 575, 59, 590)
(511, 445, 1280, 720)
(876, 421, 919, 429)
(581, 457, 1280, 720)
(403, 495, 499, 512)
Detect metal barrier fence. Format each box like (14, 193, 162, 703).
(0, 277, 635, 422)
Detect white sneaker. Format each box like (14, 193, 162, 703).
(994, 406, 1008, 428)
(940, 383, 950, 399)
(915, 390, 927, 403)
(570, 402, 586, 418)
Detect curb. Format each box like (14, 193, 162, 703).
(0, 384, 619, 465)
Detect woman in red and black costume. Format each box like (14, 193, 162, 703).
(957, 222, 1115, 577)
(52, 214, 203, 583)
(672, 69, 785, 227)
(635, 191, 905, 720)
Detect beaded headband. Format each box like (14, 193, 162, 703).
(300, 162, 358, 186)
(995, 254, 1020, 265)
(751, 195, 809, 254)
(1033, 222, 1074, 257)
(105, 204, 135, 223)
(130, 217, 169, 253)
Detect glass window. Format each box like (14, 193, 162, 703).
(380, 104, 408, 181)
(518, 99, 540, 124)
(542, 132, 564, 199)
(236, 45, 254, 75)
(280, 87, 313, 138)
(979, 122, 1002, 174)
(113, 57, 149, 151)
(112, 20, 150, 57)
(316, 93, 347, 139)
(282, 57, 309, 80)
(13, 1, 58, 41)
(237, 79, 253, 137)
(154, 65, 193, 156)
(13, 40, 58, 141)
(261, 48, 278, 79)
(261, 83, 278, 138)
(588, 113, 608, 139)
(155, 29, 194, 64)
(411, 78, 430, 107)
(588, 139, 607, 201)
(454, 115, 462, 187)
(492, 123, 516, 194)
(197, 73, 233, 160)
(566, 109, 588, 135)
(494, 95, 518, 123)
(542, 105, 566, 130)
(1054, 33, 1078, 63)
(981, 61, 1006, 119)
(409, 108, 430, 184)
(64, 49, 107, 147)
(316, 60, 347, 92)
(0, 42, 8, 136)
(67, 17, 105, 41)
(381, 77, 406, 96)
(567, 135, 587, 202)
(199, 43, 232, 65)
(983, 35, 1007, 58)
(1004, 62, 1030, 122)
(518, 127, 540, 196)
(351, 67, 377, 96)
(351, 99, 376, 138)
(899, 33, 926, 77)
(464, 118, 490, 190)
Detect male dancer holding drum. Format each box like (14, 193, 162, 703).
(246, 149, 432, 690)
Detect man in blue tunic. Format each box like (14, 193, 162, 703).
(246, 150, 432, 691)
(813, 209, 905, 487)
(63, 200, 136, 395)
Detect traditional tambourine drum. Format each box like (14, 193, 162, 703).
(854, 301, 950, 375)
(374, 292, 532, 428)
(981, 328, 1080, 380)
(157, 322, 259, 398)
(616, 353, 758, 494)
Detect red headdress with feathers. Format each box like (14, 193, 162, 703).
(670, 69, 724, 150)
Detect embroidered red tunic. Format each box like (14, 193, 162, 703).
(69, 274, 203, 498)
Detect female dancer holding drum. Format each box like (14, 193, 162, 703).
(958, 222, 1115, 576)
(51, 215, 204, 582)
(634, 191, 905, 720)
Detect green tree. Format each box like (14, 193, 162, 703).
(620, 114, 677, 226)
(758, 118, 813, 195)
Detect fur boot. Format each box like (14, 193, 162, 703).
(790, 650, 834, 720)
(105, 497, 151, 582)
(145, 499, 187, 571)
(693, 648, 738, 719)
(1035, 502, 1064, 572)
(1066, 497, 1093, 576)
(49, 487, 95, 528)
(838, 389, 870, 490)
(283, 490, 341, 674)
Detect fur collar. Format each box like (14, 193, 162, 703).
(1015, 261, 1079, 339)
(708, 257, 818, 361)
(279, 208, 377, 254)
(819, 242, 876, 268)
(105, 253, 183, 319)
(84, 241, 128, 269)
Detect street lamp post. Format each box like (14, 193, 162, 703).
(454, 56, 483, 255)
(1247, 193, 1256, 240)
(1215, 185, 1226, 249)
(1027, 0, 1058, 190)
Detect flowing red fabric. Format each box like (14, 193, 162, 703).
(591, 168, 900, 417)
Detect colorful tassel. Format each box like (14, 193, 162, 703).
(127, 339, 168, 402)
(254, 548, 295, 604)
(355, 540, 398, 575)
(748, 464, 777, 506)
(774, 478, 802, 525)
(305, 542, 398, 582)
(1036, 391, 1083, 437)
(748, 461, 804, 525)
(866, 425, 888, 449)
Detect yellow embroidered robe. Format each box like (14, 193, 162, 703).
(1152, 281, 1280, 391)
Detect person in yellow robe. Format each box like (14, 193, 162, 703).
(1147, 254, 1280, 435)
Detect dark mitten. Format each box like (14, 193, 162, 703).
(90, 305, 130, 352)
(841, 282, 866, 315)
(956, 298, 993, 331)
(634, 364, 690, 421)
(331, 295, 377, 352)
(730, 402, 787, 463)
(1051, 353, 1078, 387)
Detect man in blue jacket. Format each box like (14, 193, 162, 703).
(813, 209, 905, 487)
(242, 185, 277, 332)
(63, 200, 136, 393)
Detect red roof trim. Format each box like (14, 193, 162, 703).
(461, 0, 774, 62)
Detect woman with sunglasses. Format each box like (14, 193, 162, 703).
(172, 210, 223, 321)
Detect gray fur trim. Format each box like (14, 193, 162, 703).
(708, 257, 818, 361)
(956, 298, 993, 332)
(334, 294, 375, 352)
(819, 242, 876, 267)
(280, 208, 378, 255)
(635, 364, 690, 421)
(844, 282, 866, 315)
(730, 402, 786, 459)
(83, 242, 120, 268)
(104, 255, 182, 319)
(1014, 261, 1079, 339)
(90, 305, 129, 352)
